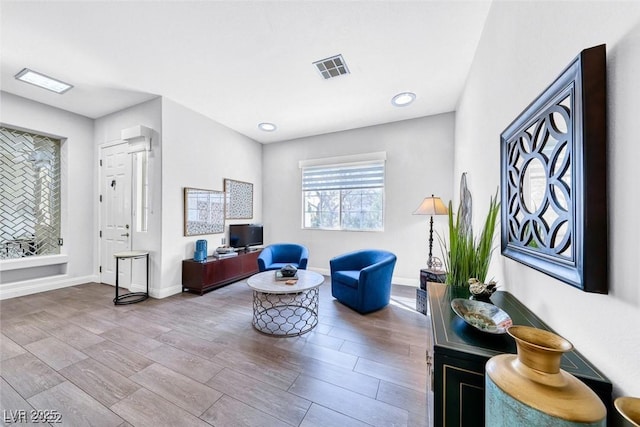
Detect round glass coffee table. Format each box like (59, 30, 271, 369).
(247, 270, 324, 337)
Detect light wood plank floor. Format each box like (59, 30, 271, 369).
(0, 278, 433, 427)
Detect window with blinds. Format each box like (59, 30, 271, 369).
(301, 155, 385, 231)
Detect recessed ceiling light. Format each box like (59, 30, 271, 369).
(391, 92, 416, 107)
(14, 68, 73, 94)
(258, 122, 277, 132)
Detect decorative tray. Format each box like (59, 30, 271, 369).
(450, 298, 513, 334)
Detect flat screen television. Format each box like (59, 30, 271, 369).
(229, 224, 263, 250)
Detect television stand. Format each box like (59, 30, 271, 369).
(182, 249, 261, 295)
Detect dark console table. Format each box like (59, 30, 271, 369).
(182, 249, 261, 295)
(427, 282, 612, 427)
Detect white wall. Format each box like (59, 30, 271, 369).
(94, 98, 164, 296)
(160, 98, 263, 296)
(262, 114, 454, 284)
(455, 1, 640, 396)
(0, 92, 96, 298)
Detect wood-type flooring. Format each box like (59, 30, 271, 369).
(0, 278, 432, 427)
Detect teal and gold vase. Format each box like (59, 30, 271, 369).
(486, 326, 606, 426)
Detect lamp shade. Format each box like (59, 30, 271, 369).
(413, 195, 448, 216)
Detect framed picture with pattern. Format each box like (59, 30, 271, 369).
(224, 179, 253, 219)
(184, 187, 225, 236)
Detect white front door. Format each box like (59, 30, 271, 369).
(100, 143, 132, 287)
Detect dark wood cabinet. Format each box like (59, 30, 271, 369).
(182, 250, 261, 295)
(427, 282, 612, 427)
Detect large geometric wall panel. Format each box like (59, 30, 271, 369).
(500, 45, 607, 293)
(0, 126, 61, 259)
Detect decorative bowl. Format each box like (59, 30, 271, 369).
(279, 264, 298, 277)
(450, 298, 513, 334)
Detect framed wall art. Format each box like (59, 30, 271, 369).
(500, 44, 607, 293)
(184, 187, 225, 236)
(224, 178, 253, 219)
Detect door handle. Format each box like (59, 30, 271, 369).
(121, 233, 130, 237)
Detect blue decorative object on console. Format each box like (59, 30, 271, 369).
(194, 239, 207, 262)
(257, 243, 309, 272)
(330, 249, 397, 314)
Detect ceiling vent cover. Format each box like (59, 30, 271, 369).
(313, 54, 350, 79)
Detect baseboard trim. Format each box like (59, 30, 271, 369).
(114, 283, 181, 300)
(393, 277, 419, 287)
(309, 267, 330, 276)
(0, 274, 99, 300)
(151, 284, 183, 299)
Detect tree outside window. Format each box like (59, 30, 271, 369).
(302, 159, 384, 231)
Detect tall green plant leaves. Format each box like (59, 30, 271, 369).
(475, 192, 500, 283)
(438, 191, 500, 286)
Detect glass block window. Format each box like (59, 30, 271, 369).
(0, 126, 61, 259)
(302, 157, 385, 231)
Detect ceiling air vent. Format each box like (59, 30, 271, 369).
(313, 54, 350, 79)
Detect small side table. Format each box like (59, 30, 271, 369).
(113, 250, 149, 305)
(420, 268, 447, 289)
(417, 268, 447, 315)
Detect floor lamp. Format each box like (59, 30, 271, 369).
(413, 195, 448, 269)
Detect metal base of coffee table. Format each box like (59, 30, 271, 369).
(247, 269, 324, 337)
(252, 287, 319, 336)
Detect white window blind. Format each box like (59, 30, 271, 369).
(300, 152, 386, 231)
(302, 162, 385, 191)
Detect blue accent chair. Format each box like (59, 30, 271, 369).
(257, 243, 309, 272)
(330, 249, 397, 314)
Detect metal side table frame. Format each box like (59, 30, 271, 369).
(113, 250, 149, 305)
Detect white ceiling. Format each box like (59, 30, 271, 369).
(0, 1, 491, 143)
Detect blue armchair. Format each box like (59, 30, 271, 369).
(330, 249, 397, 314)
(257, 243, 309, 272)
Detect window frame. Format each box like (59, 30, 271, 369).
(0, 124, 62, 259)
(299, 152, 386, 232)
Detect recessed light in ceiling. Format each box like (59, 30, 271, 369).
(258, 122, 277, 132)
(391, 92, 416, 107)
(313, 54, 350, 80)
(14, 68, 73, 94)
